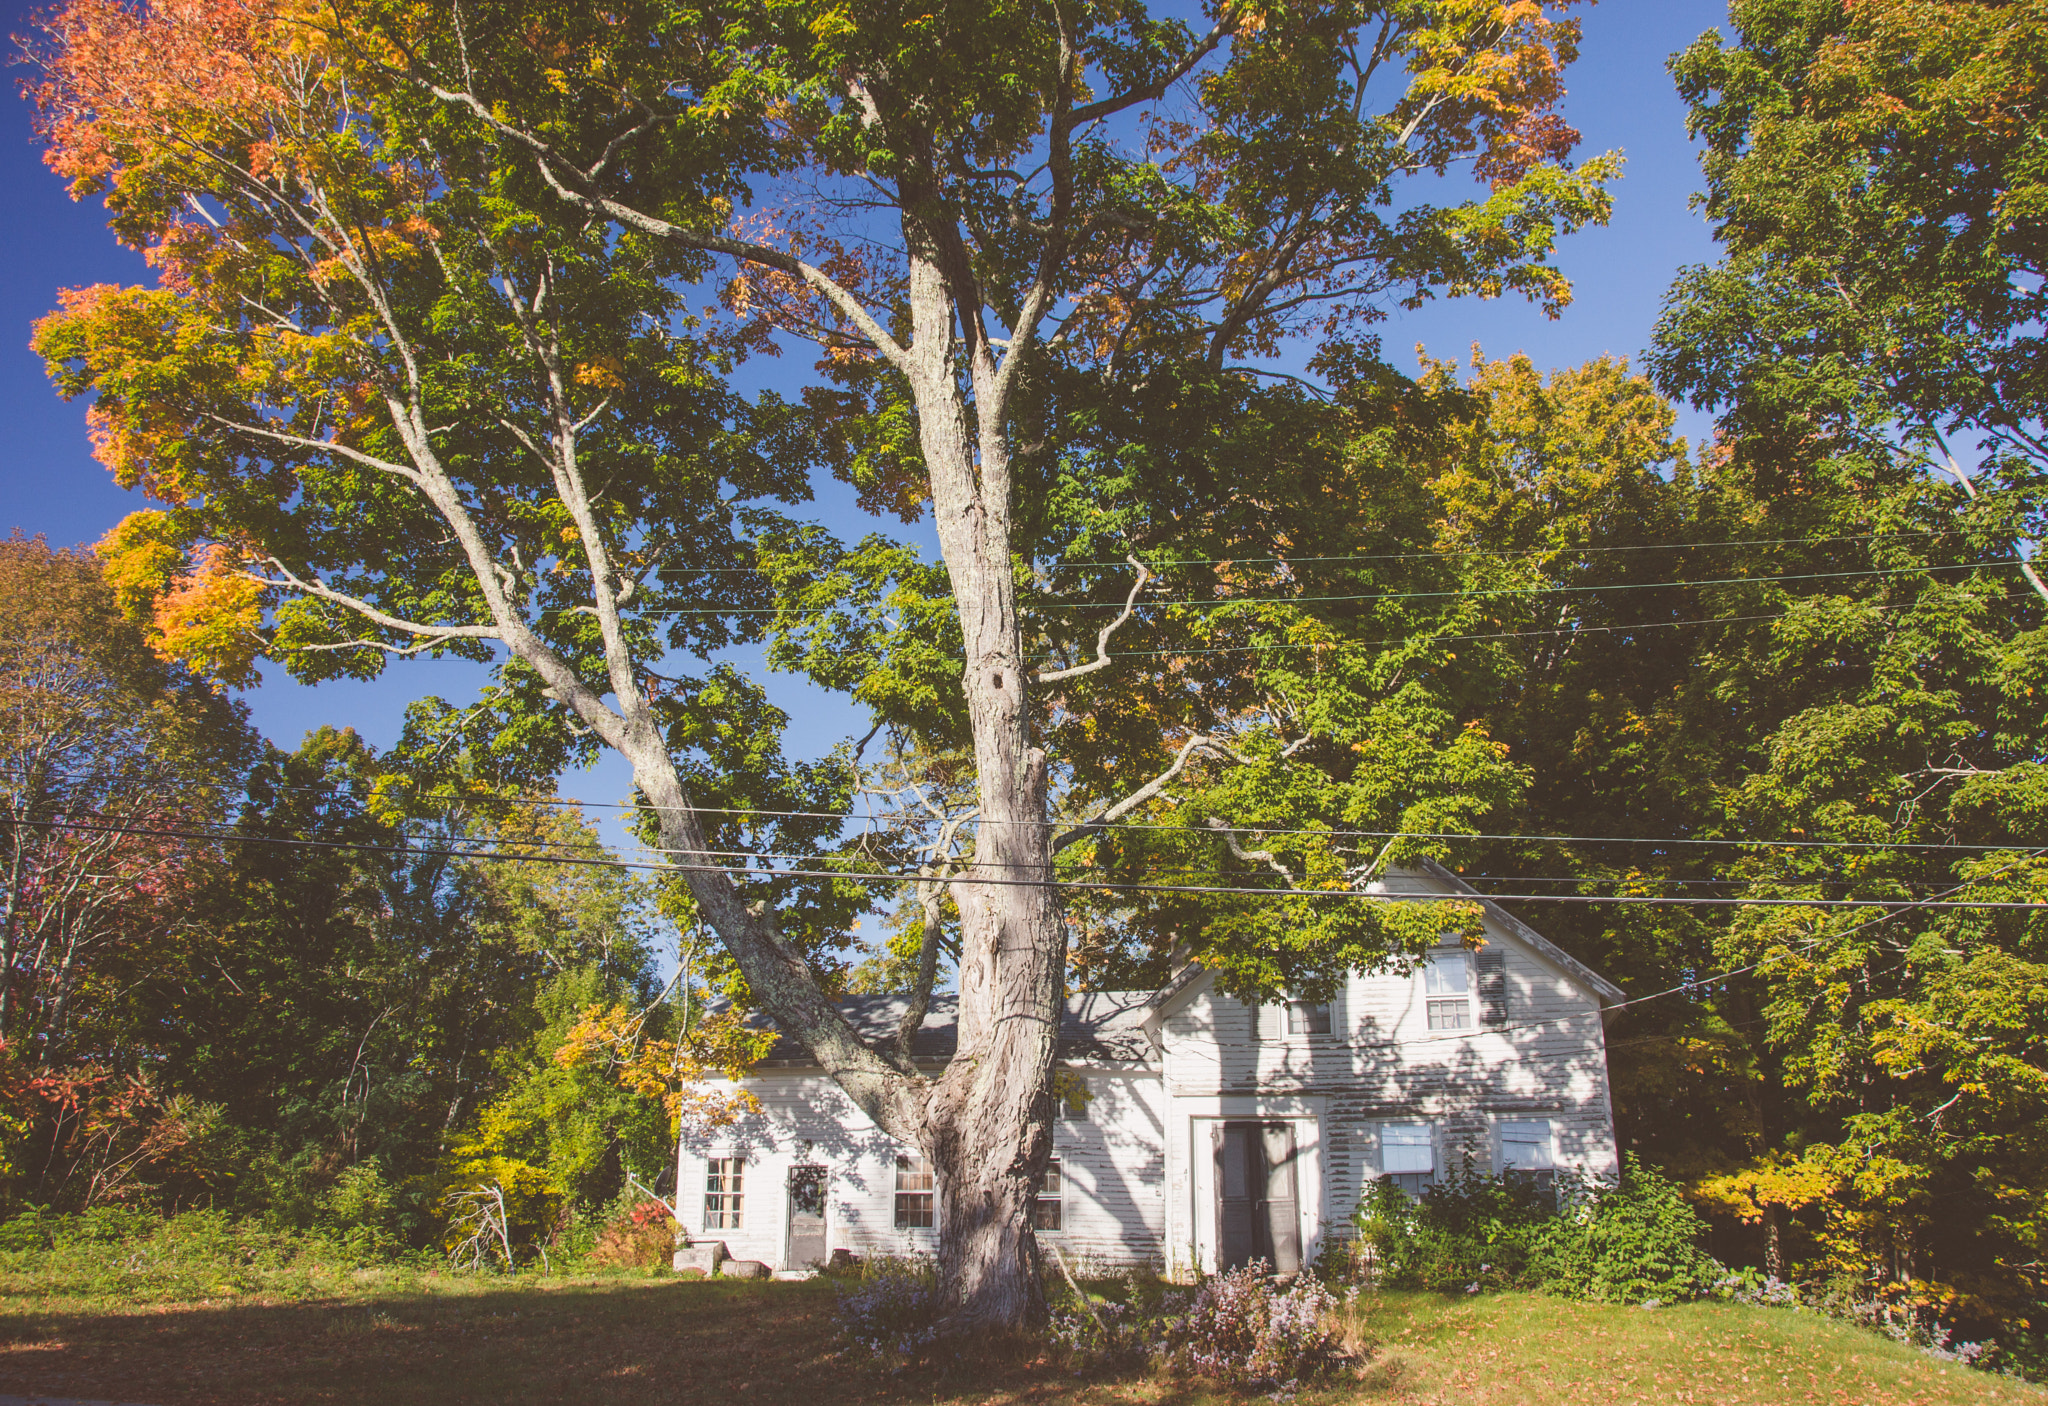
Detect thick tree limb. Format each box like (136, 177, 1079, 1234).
(416, 81, 915, 376)
(1931, 437, 2048, 606)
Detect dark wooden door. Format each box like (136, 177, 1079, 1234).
(1213, 1122, 1302, 1275)
(786, 1165, 827, 1270)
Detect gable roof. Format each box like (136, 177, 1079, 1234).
(1409, 857, 1627, 1004)
(1141, 862, 1628, 1025)
(755, 989, 1157, 1068)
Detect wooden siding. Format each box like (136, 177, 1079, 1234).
(672, 868, 1619, 1280)
(678, 1069, 1166, 1270)
(1157, 896, 1620, 1275)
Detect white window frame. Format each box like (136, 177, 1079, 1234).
(1379, 1122, 1436, 1196)
(894, 1153, 935, 1229)
(704, 1154, 744, 1230)
(1032, 1158, 1063, 1232)
(1421, 951, 1473, 1031)
(1498, 1119, 1555, 1174)
(1286, 998, 1332, 1035)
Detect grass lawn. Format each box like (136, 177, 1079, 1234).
(0, 1272, 2037, 1406)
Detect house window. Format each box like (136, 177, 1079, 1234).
(704, 1157, 744, 1230)
(1423, 953, 1471, 1030)
(1287, 999, 1332, 1035)
(1032, 1159, 1063, 1231)
(1380, 1123, 1435, 1196)
(1499, 1120, 1554, 1174)
(894, 1154, 935, 1229)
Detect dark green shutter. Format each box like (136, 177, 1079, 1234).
(1477, 950, 1509, 1025)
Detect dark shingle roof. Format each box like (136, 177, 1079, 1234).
(758, 990, 1155, 1066)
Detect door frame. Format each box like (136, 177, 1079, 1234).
(784, 1163, 829, 1271)
(1180, 1097, 1324, 1279)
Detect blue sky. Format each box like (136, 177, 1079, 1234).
(0, 0, 1731, 849)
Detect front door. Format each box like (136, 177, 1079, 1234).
(786, 1165, 827, 1270)
(1213, 1121, 1301, 1275)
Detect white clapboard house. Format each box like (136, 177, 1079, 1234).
(675, 860, 1624, 1277)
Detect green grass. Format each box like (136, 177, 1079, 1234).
(0, 1264, 2038, 1405)
(1347, 1290, 2042, 1405)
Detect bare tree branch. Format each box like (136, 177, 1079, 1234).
(1050, 732, 1238, 854)
(1205, 816, 1296, 885)
(240, 560, 506, 644)
(1036, 556, 1153, 683)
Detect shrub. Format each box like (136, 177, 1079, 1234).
(1043, 1264, 1176, 1364)
(835, 1257, 940, 1357)
(1357, 1154, 1724, 1305)
(318, 1162, 402, 1259)
(585, 1199, 676, 1269)
(1355, 1154, 1552, 1293)
(1155, 1262, 1342, 1389)
(1530, 1159, 1722, 1304)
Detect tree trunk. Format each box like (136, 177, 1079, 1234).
(896, 240, 1067, 1329)
(1764, 1203, 1786, 1281)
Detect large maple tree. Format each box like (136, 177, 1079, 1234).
(29, 0, 1613, 1324)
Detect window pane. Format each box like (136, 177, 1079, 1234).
(1287, 1001, 1331, 1034)
(1032, 1157, 1063, 1231)
(895, 1153, 935, 1228)
(704, 1157, 744, 1230)
(1382, 1125, 1433, 1175)
(1427, 997, 1471, 1030)
(1500, 1121, 1553, 1170)
(1423, 954, 1468, 995)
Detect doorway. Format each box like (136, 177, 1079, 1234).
(786, 1165, 827, 1270)
(1213, 1121, 1301, 1275)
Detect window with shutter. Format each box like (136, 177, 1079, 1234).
(1422, 953, 1471, 1030)
(1476, 949, 1509, 1025)
(1380, 1122, 1435, 1196)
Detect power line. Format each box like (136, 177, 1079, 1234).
(9, 817, 2045, 909)
(1033, 529, 1959, 571)
(585, 529, 1957, 576)
(8, 769, 2033, 852)
(620, 559, 2014, 617)
(1026, 601, 1917, 661)
(1293, 852, 2048, 1057)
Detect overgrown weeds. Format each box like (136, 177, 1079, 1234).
(0, 1205, 429, 1306)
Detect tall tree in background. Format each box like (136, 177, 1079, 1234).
(28, 0, 1614, 1324)
(0, 534, 254, 1062)
(1602, 0, 2048, 1342)
(1652, 0, 2048, 601)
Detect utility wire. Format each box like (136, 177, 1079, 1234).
(1026, 601, 1922, 661)
(7, 769, 2034, 853)
(574, 529, 1956, 576)
(617, 560, 2011, 617)
(8, 817, 2044, 909)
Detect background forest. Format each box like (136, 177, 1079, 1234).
(0, 0, 2043, 1377)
